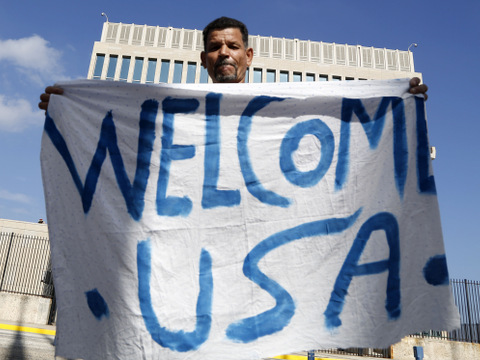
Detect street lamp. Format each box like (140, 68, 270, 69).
(101, 12, 109, 22)
(408, 43, 418, 52)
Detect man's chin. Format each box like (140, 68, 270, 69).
(215, 74, 238, 83)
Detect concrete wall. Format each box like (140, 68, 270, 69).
(0, 218, 49, 236)
(0, 219, 52, 325)
(392, 336, 480, 360)
(0, 292, 52, 325)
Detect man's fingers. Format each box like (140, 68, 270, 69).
(409, 77, 421, 88)
(409, 78, 428, 101)
(45, 86, 64, 95)
(38, 86, 64, 111)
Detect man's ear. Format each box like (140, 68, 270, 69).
(201, 51, 207, 68)
(246, 47, 254, 67)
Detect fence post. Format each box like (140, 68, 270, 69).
(48, 287, 57, 325)
(0, 232, 15, 291)
(413, 346, 424, 360)
(464, 279, 474, 342)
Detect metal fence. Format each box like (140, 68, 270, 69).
(317, 279, 480, 358)
(411, 279, 480, 344)
(321, 347, 391, 358)
(450, 279, 480, 343)
(0, 231, 54, 298)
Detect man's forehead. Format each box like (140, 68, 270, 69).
(207, 28, 243, 42)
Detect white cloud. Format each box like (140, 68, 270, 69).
(0, 35, 64, 82)
(0, 95, 44, 132)
(0, 189, 31, 204)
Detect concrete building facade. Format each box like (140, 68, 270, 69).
(87, 21, 422, 85)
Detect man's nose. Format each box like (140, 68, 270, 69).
(219, 44, 230, 57)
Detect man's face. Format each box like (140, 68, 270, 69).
(201, 28, 253, 83)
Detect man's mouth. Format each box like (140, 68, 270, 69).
(215, 61, 236, 71)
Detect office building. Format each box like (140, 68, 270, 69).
(87, 21, 422, 84)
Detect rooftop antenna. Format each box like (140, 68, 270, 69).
(101, 12, 109, 23)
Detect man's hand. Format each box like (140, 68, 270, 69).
(39, 86, 64, 112)
(409, 77, 428, 101)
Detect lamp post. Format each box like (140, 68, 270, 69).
(408, 43, 418, 52)
(101, 12, 109, 23)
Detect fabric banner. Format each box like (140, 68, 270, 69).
(41, 79, 459, 360)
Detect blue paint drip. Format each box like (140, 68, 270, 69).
(324, 212, 401, 330)
(415, 97, 436, 194)
(280, 118, 334, 187)
(226, 209, 362, 343)
(237, 96, 290, 207)
(156, 97, 199, 217)
(44, 100, 158, 221)
(202, 93, 241, 209)
(423, 255, 449, 286)
(137, 239, 213, 352)
(85, 288, 109, 320)
(392, 98, 408, 198)
(335, 97, 408, 198)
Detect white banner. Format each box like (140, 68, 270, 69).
(41, 79, 459, 360)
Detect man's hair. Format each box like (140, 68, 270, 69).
(202, 17, 249, 50)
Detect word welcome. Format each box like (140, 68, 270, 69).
(44, 94, 435, 222)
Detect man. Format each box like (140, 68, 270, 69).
(201, 17, 253, 83)
(38, 16, 427, 110)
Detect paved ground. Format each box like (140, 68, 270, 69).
(0, 321, 383, 360)
(270, 352, 386, 360)
(0, 328, 55, 360)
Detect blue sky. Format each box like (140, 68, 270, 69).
(0, 0, 478, 280)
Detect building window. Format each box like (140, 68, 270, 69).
(293, 72, 302, 82)
(106, 55, 118, 80)
(119, 24, 131, 44)
(132, 57, 144, 83)
(173, 61, 183, 83)
(280, 71, 289, 82)
(145, 27, 156, 46)
(159, 60, 170, 83)
(272, 38, 282, 59)
(245, 68, 249, 83)
(119, 56, 131, 82)
(93, 54, 105, 79)
(285, 39, 295, 60)
(266, 69, 276, 83)
(195, 30, 204, 51)
(183, 30, 194, 50)
(346, 77, 355, 81)
(145, 59, 157, 83)
(306, 73, 315, 82)
(171, 29, 181, 49)
(132, 26, 143, 45)
(332, 75, 341, 81)
(319, 74, 328, 81)
(186, 62, 196, 83)
(106, 23, 119, 43)
(253, 68, 262, 83)
(200, 66, 209, 83)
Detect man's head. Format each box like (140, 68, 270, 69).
(201, 17, 253, 83)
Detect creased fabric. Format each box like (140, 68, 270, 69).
(41, 79, 459, 360)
